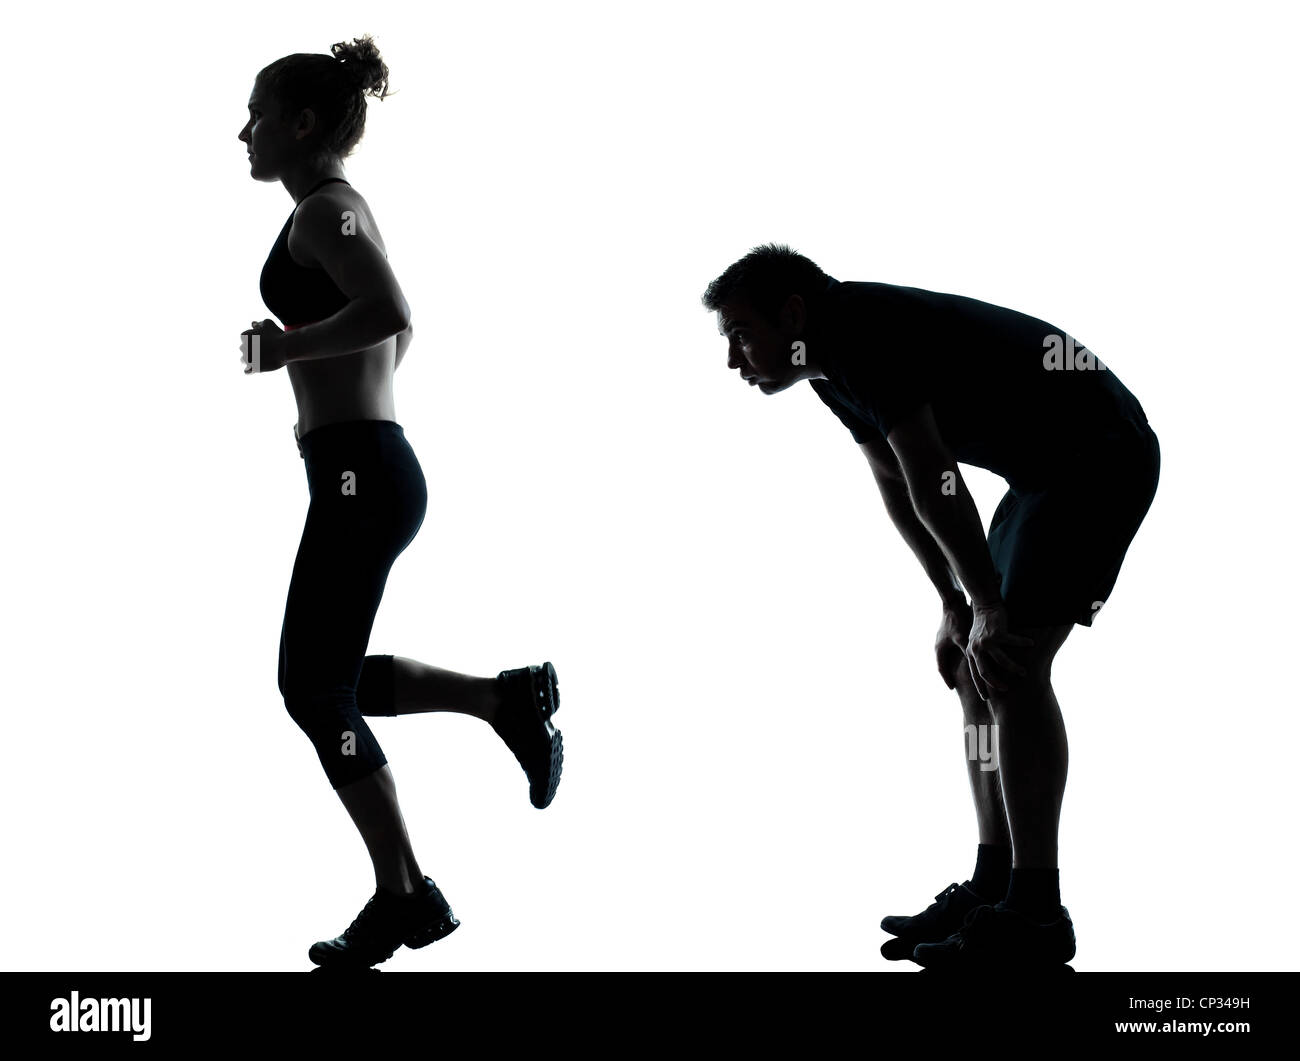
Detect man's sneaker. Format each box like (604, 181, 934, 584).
(308, 876, 460, 968)
(911, 901, 1076, 969)
(494, 662, 563, 808)
(879, 881, 992, 960)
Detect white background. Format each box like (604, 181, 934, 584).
(3, 0, 1295, 971)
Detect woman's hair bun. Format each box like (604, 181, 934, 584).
(331, 34, 389, 98)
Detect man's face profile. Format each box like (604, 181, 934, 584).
(717, 294, 807, 395)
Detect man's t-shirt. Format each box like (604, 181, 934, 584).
(806, 278, 1150, 492)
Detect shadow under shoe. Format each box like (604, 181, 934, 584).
(911, 901, 1076, 970)
(494, 662, 563, 809)
(308, 876, 460, 969)
(879, 881, 992, 961)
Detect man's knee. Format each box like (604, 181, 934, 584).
(952, 660, 981, 697)
(986, 670, 1053, 715)
(999, 621, 1071, 687)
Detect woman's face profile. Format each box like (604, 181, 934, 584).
(240, 83, 316, 180)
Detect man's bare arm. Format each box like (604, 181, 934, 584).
(861, 436, 967, 610)
(883, 405, 1004, 608)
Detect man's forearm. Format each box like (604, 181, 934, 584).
(879, 480, 968, 610)
(908, 475, 1005, 608)
(282, 298, 408, 364)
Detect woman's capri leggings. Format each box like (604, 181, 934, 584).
(277, 419, 426, 789)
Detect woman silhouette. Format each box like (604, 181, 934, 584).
(237, 35, 563, 969)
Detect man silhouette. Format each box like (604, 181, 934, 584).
(702, 244, 1160, 968)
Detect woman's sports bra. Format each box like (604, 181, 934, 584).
(259, 176, 353, 328)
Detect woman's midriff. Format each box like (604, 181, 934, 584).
(286, 325, 398, 437)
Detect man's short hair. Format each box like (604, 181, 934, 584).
(701, 243, 831, 327)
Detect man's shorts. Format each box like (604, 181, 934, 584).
(987, 418, 1160, 629)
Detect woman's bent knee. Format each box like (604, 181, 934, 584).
(282, 690, 388, 785)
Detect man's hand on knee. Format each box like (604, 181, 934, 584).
(966, 602, 1035, 701)
(936, 600, 974, 689)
